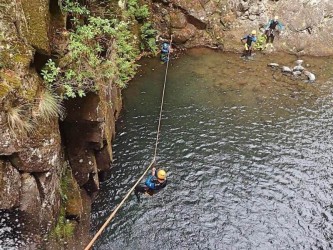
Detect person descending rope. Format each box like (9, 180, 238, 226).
(241, 30, 257, 58)
(134, 166, 167, 202)
(264, 16, 284, 49)
(160, 41, 172, 63)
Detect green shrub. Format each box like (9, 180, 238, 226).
(61, 0, 90, 15)
(140, 22, 158, 55)
(41, 15, 139, 98)
(127, 0, 150, 21)
(254, 33, 267, 50)
(41, 59, 60, 85)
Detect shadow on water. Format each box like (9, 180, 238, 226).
(91, 49, 333, 249)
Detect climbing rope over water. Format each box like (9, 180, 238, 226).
(84, 36, 173, 250)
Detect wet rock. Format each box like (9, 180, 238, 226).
(35, 170, 61, 233)
(292, 71, 302, 76)
(295, 60, 304, 66)
(95, 144, 112, 174)
(83, 173, 100, 195)
(267, 63, 279, 67)
(19, 173, 42, 235)
(0, 161, 21, 209)
(281, 66, 292, 73)
(293, 65, 304, 72)
(20, 173, 41, 212)
(304, 71, 316, 82)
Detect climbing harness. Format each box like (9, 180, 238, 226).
(84, 36, 173, 250)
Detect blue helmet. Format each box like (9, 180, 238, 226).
(161, 42, 170, 53)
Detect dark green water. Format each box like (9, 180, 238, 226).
(91, 49, 333, 249)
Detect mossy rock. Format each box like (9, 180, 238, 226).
(63, 171, 83, 219)
(21, 0, 50, 54)
(0, 69, 19, 98)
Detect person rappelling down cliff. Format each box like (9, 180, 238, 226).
(134, 166, 167, 202)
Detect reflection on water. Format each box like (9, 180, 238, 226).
(91, 49, 333, 249)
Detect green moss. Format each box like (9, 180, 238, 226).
(13, 54, 31, 66)
(49, 167, 80, 241)
(0, 51, 14, 69)
(50, 207, 75, 240)
(64, 172, 82, 217)
(0, 81, 12, 98)
(59, 167, 83, 217)
(21, 0, 50, 53)
(0, 70, 21, 88)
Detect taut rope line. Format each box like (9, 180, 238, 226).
(153, 36, 172, 161)
(84, 36, 173, 250)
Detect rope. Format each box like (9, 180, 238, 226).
(153, 36, 172, 161)
(84, 36, 172, 250)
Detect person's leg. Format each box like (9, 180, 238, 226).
(265, 30, 270, 44)
(134, 185, 147, 202)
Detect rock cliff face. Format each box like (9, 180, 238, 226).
(0, 0, 121, 248)
(151, 0, 333, 56)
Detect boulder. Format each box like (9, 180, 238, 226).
(170, 10, 187, 29)
(172, 24, 197, 44)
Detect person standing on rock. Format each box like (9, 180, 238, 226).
(134, 166, 167, 202)
(241, 30, 257, 58)
(264, 16, 284, 49)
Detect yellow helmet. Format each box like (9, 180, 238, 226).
(274, 16, 279, 20)
(157, 169, 167, 180)
(251, 30, 257, 35)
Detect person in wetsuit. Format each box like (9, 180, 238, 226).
(160, 42, 171, 63)
(134, 167, 167, 202)
(264, 16, 284, 48)
(241, 30, 257, 58)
